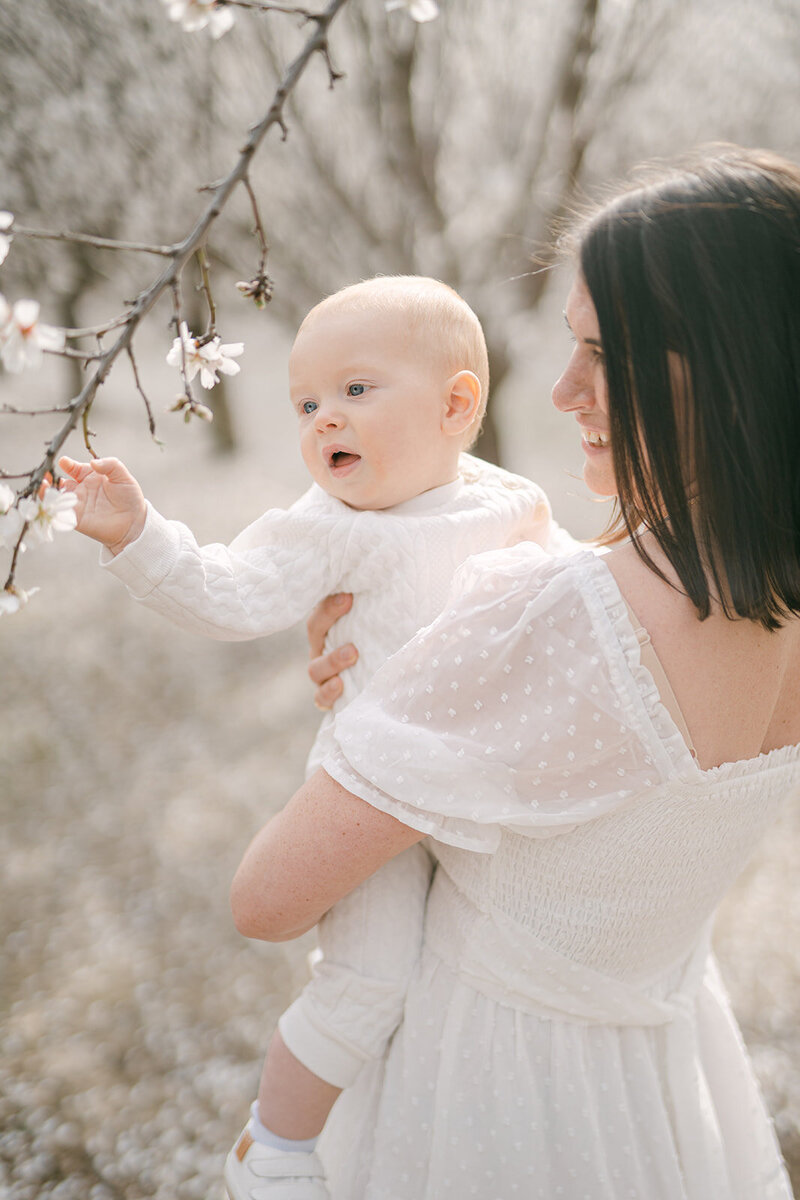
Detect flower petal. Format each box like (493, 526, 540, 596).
(36, 323, 66, 352)
(12, 298, 41, 330)
(209, 6, 235, 37)
(217, 358, 241, 377)
(0, 482, 15, 513)
(409, 0, 439, 19)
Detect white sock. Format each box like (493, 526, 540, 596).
(247, 1101, 319, 1155)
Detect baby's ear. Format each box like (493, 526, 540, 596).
(442, 370, 481, 437)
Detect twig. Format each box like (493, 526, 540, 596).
(195, 246, 218, 341)
(127, 346, 160, 442)
(63, 313, 133, 339)
(319, 40, 344, 86)
(236, 175, 275, 307)
(45, 346, 104, 363)
(5, 523, 29, 592)
(223, 1, 317, 16)
(1, 403, 76, 416)
(242, 175, 269, 272)
(82, 405, 97, 459)
(12, 225, 176, 257)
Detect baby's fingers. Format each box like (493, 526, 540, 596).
(58, 455, 93, 482)
(88, 457, 136, 485)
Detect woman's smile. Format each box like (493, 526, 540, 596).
(580, 427, 611, 450)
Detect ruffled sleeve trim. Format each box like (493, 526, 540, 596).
(580, 556, 698, 783)
(322, 747, 501, 853)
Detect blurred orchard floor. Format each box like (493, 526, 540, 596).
(1, 298, 798, 1198)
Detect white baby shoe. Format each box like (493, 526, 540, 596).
(224, 1129, 331, 1200)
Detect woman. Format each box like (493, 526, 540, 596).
(230, 147, 800, 1199)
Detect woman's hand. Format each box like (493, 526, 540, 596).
(58, 456, 147, 555)
(307, 592, 358, 709)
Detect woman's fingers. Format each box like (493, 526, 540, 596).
(306, 592, 353, 658)
(309, 644, 358, 709)
(312, 674, 345, 711)
(306, 595, 356, 711)
(308, 641, 358, 684)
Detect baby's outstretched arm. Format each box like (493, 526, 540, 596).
(58, 456, 147, 555)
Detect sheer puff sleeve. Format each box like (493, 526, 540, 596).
(323, 544, 670, 852)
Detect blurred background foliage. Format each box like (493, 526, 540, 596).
(1, 2, 799, 1197)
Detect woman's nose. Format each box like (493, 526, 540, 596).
(551, 358, 592, 413)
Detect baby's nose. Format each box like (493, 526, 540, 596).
(315, 404, 344, 431)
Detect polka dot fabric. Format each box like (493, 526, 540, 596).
(320, 546, 800, 1199)
(328, 547, 677, 849)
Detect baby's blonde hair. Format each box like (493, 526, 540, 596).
(299, 275, 489, 448)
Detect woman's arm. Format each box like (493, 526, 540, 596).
(229, 767, 425, 942)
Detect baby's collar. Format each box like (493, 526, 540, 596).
(386, 476, 464, 515)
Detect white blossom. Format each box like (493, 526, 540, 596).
(0, 296, 65, 373)
(166, 322, 243, 389)
(0, 211, 13, 266)
(162, 0, 235, 39)
(17, 489, 78, 546)
(0, 482, 24, 550)
(0, 482, 15, 513)
(0, 585, 38, 616)
(385, 0, 439, 21)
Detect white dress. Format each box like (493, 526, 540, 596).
(321, 544, 800, 1200)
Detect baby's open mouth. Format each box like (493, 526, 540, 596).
(330, 451, 360, 468)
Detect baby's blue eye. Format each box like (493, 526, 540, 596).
(301, 400, 318, 415)
(347, 383, 366, 397)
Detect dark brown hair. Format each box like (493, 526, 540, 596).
(576, 147, 800, 630)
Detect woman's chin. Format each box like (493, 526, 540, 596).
(582, 457, 617, 498)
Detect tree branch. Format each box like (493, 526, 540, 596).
(14, 0, 350, 510)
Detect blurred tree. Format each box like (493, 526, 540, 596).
(1, 0, 798, 462)
(230, 0, 800, 461)
(0, 0, 240, 448)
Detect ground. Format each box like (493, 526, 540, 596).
(1, 304, 798, 1198)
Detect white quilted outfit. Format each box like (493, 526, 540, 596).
(103, 454, 566, 1086)
(319, 544, 800, 1200)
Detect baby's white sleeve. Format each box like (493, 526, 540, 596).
(100, 495, 339, 640)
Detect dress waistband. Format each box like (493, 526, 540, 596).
(424, 869, 710, 1027)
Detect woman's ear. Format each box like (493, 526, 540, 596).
(442, 370, 481, 437)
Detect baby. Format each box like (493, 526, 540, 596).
(60, 275, 572, 1200)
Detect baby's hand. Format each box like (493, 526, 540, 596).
(58, 456, 147, 555)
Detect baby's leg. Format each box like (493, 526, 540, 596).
(225, 844, 433, 1197)
(257, 1029, 341, 1138)
(267, 842, 433, 1124)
